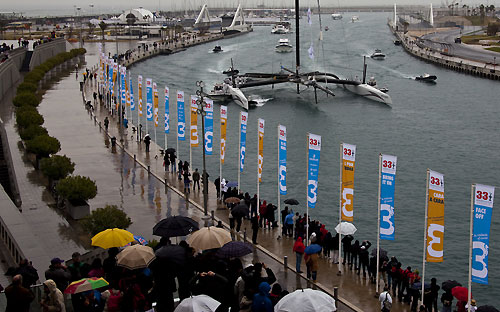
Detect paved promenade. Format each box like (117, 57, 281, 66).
(77, 44, 415, 311)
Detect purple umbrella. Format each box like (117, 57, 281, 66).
(216, 241, 253, 258)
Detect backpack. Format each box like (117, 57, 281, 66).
(382, 292, 392, 311)
(106, 289, 122, 312)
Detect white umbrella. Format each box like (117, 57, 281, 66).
(334, 222, 357, 235)
(274, 289, 336, 312)
(174, 294, 220, 312)
(186, 226, 232, 251)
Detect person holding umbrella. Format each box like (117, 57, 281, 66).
(163, 152, 170, 172)
(304, 244, 322, 282)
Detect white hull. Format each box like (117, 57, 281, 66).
(227, 86, 249, 110)
(272, 29, 289, 34)
(331, 14, 342, 20)
(344, 83, 392, 105)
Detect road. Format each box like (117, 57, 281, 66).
(421, 27, 499, 64)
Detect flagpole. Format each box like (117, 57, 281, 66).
(467, 184, 474, 312)
(376, 153, 382, 295)
(421, 169, 430, 304)
(257, 119, 260, 222)
(338, 143, 343, 275)
(277, 125, 281, 239)
(306, 134, 309, 246)
(219, 111, 222, 200)
(237, 114, 241, 193)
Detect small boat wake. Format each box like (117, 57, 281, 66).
(207, 68, 221, 74)
(248, 96, 273, 107)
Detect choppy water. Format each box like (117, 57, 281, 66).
(104, 12, 499, 306)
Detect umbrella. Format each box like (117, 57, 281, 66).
(224, 197, 241, 204)
(284, 198, 299, 205)
(371, 248, 388, 259)
(116, 245, 156, 270)
(155, 245, 186, 266)
(231, 204, 249, 219)
(153, 216, 199, 238)
(335, 222, 357, 235)
(411, 282, 431, 290)
(174, 294, 221, 312)
(187, 226, 232, 251)
(477, 306, 500, 312)
(452, 286, 472, 302)
(216, 241, 253, 258)
(64, 277, 109, 294)
(226, 181, 238, 187)
(304, 244, 322, 255)
(274, 288, 336, 312)
(166, 148, 176, 154)
(91, 228, 134, 249)
(442, 280, 462, 292)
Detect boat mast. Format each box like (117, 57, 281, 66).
(295, 0, 300, 94)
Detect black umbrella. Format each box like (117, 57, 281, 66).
(166, 148, 176, 154)
(231, 204, 248, 219)
(284, 198, 299, 205)
(478, 306, 500, 312)
(153, 216, 199, 237)
(216, 241, 253, 258)
(155, 245, 186, 266)
(371, 248, 388, 260)
(441, 280, 462, 292)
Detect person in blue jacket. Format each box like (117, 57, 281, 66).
(252, 282, 273, 312)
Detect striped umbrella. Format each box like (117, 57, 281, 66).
(64, 277, 109, 294)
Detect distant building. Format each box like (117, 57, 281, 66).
(118, 8, 155, 24)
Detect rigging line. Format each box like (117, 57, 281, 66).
(337, 0, 351, 76)
(316, 0, 328, 91)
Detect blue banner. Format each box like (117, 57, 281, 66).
(120, 70, 126, 105)
(164, 86, 169, 134)
(307, 134, 321, 208)
(204, 99, 214, 155)
(279, 125, 287, 195)
(177, 91, 185, 141)
(472, 184, 495, 284)
(379, 154, 397, 240)
(108, 66, 113, 93)
(239, 112, 248, 172)
(130, 76, 135, 111)
(146, 78, 153, 121)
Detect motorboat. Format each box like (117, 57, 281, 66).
(207, 83, 231, 101)
(331, 13, 343, 20)
(370, 49, 385, 60)
(271, 22, 291, 34)
(324, 26, 329, 31)
(213, 45, 223, 53)
(393, 39, 402, 45)
(351, 16, 359, 22)
(415, 73, 437, 82)
(275, 38, 293, 53)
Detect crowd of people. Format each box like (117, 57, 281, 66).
(3, 241, 299, 312)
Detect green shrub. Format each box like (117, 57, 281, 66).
(80, 205, 132, 235)
(17, 82, 38, 93)
(40, 155, 75, 181)
(34, 63, 51, 74)
(24, 71, 44, 84)
(13, 92, 39, 107)
(19, 124, 48, 140)
(16, 108, 44, 128)
(25, 134, 60, 158)
(56, 175, 97, 204)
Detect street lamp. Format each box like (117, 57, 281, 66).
(196, 80, 210, 226)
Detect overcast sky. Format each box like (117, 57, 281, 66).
(1, 0, 498, 16)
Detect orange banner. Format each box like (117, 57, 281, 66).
(190, 95, 198, 147)
(341, 143, 356, 222)
(138, 76, 143, 117)
(258, 118, 265, 182)
(153, 83, 159, 127)
(426, 170, 445, 263)
(220, 105, 227, 164)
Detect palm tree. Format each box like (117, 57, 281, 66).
(99, 21, 107, 41)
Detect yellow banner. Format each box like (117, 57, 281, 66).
(153, 82, 159, 127)
(220, 105, 227, 164)
(138, 76, 143, 117)
(258, 118, 265, 182)
(426, 170, 445, 263)
(341, 143, 356, 222)
(190, 95, 198, 147)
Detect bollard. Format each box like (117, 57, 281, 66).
(134, 154, 136, 161)
(211, 210, 215, 221)
(98, 121, 101, 129)
(284, 256, 288, 270)
(333, 287, 338, 305)
(148, 165, 150, 174)
(243, 229, 247, 242)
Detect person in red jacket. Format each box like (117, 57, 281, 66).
(293, 237, 305, 273)
(259, 200, 267, 227)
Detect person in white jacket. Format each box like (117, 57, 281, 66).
(379, 286, 392, 312)
(40, 279, 66, 312)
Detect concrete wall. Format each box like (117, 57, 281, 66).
(0, 58, 23, 100)
(29, 38, 66, 71)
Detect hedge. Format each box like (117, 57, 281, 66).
(17, 82, 38, 94)
(13, 92, 40, 107)
(40, 155, 75, 181)
(56, 175, 97, 203)
(16, 108, 44, 128)
(25, 134, 61, 158)
(19, 124, 48, 140)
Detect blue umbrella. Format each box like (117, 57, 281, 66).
(411, 282, 431, 290)
(304, 244, 322, 255)
(216, 241, 253, 258)
(226, 181, 238, 187)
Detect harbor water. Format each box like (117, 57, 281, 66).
(114, 12, 500, 306)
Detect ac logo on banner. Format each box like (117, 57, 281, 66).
(220, 106, 227, 164)
(341, 143, 356, 221)
(278, 125, 287, 195)
(190, 96, 199, 147)
(472, 184, 495, 284)
(177, 91, 185, 140)
(258, 119, 265, 182)
(307, 134, 321, 209)
(239, 112, 248, 172)
(204, 99, 214, 155)
(380, 154, 397, 240)
(426, 170, 445, 263)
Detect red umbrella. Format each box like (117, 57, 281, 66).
(451, 286, 472, 302)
